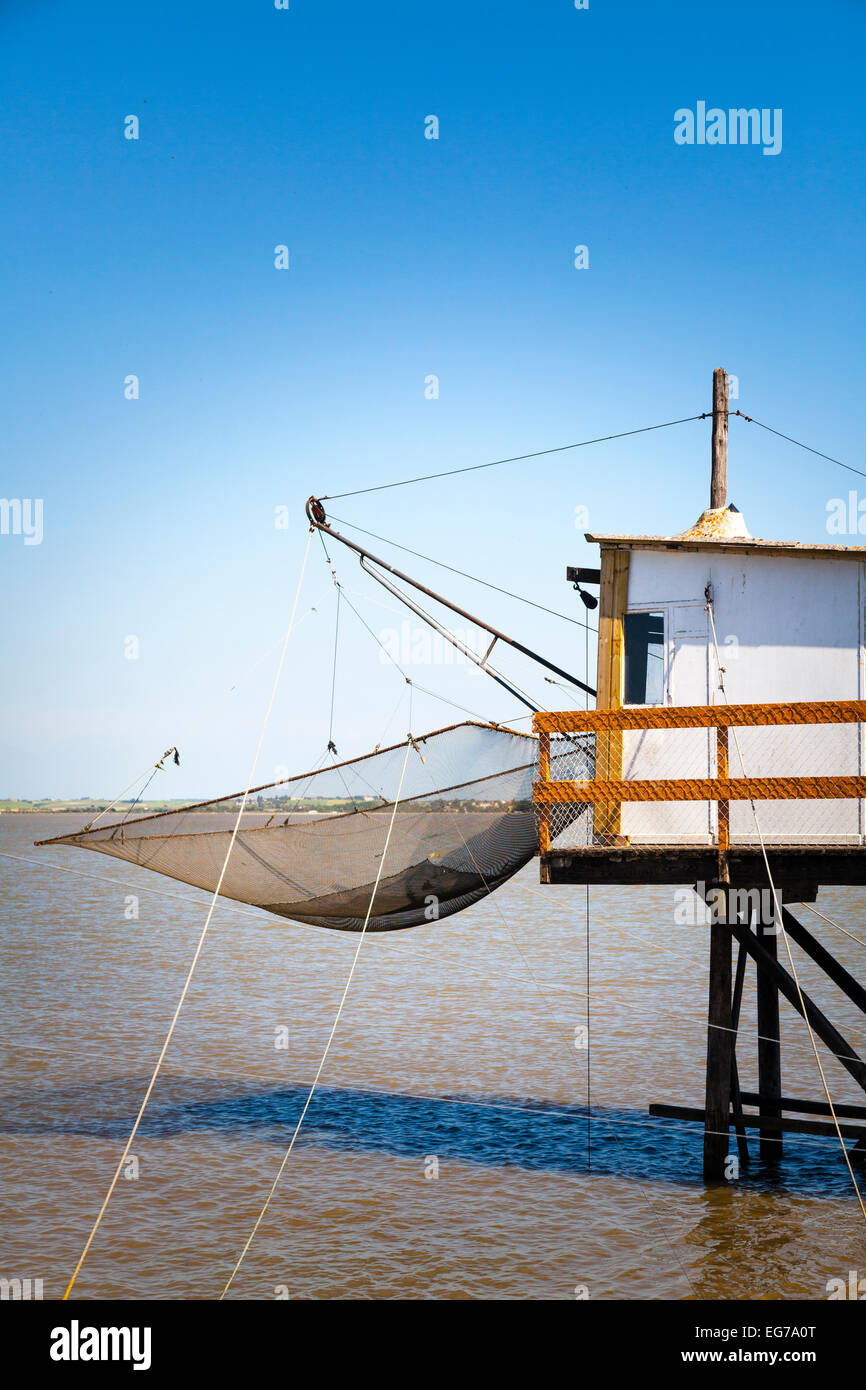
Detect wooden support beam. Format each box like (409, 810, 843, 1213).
(756, 923, 782, 1161)
(704, 887, 734, 1179)
(780, 906, 866, 1016)
(723, 916, 866, 1095)
(594, 547, 629, 838)
(541, 844, 860, 889)
(537, 731, 551, 855)
(738, 1091, 866, 1121)
(732, 935, 747, 1024)
(730, 939, 749, 1167)
(651, 1103, 866, 1144)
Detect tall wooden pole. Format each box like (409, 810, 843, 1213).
(704, 374, 732, 1178)
(710, 368, 729, 510)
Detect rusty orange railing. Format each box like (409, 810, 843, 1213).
(533, 700, 866, 854)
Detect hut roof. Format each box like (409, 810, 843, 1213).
(587, 503, 866, 562)
(585, 534, 866, 561)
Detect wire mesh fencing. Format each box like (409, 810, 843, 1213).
(535, 701, 866, 853)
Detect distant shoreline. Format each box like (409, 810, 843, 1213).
(1, 800, 211, 814)
(1, 806, 325, 817)
(2, 795, 523, 816)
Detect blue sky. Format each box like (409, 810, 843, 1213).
(2, 0, 865, 798)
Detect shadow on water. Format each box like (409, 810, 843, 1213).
(0, 1075, 860, 1200)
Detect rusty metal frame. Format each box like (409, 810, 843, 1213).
(535, 699, 866, 734)
(533, 700, 866, 855)
(535, 776, 866, 804)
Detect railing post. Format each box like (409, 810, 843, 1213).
(716, 723, 729, 853)
(538, 729, 551, 855)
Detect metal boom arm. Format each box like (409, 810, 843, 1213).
(305, 498, 596, 710)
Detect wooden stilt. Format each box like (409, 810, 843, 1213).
(756, 921, 782, 1161)
(704, 888, 734, 1179)
(730, 940, 750, 1167)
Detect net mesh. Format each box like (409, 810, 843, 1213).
(544, 718, 866, 850)
(38, 722, 592, 932)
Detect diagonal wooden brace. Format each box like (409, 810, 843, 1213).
(780, 906, 866, 1017)
(724, 916, 866, 1096)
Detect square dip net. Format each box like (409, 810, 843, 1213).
(37, 722, 591, 932)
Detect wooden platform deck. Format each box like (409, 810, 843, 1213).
(540, 844, 866, 891)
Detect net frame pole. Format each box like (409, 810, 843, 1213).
(305, 497, 596, 700)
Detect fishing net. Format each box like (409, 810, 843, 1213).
(37, 722, 592, 932)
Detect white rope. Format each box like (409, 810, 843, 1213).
(62, 528, 314, 1299)
(219, 734, 415, 1299)
(799, 900, 866, 952)
(0, 850, 273, 921)
(707, 601, 866, 1221)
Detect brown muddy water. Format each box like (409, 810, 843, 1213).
(2, 813, 865, 1300)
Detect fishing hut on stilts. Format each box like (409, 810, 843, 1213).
(535, 368, 866, 1178)
(39, 368, 866, 1190)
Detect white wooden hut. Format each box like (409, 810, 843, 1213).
(586, 503, 866, 844)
